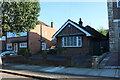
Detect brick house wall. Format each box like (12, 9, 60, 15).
(6, 22, 57, 54)
(7, 36, 27, 51)
(29, 25, 57, 54)
(56, 24, 89, 56)
(56, 22, 108, 56)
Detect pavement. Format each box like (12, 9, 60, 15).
(0, 63, 119, 79)
(99, 52, 120, 69)
(106, 52, 120, 66)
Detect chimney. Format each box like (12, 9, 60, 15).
(51, 22, 54, 28)
(79, 18, 83, 26)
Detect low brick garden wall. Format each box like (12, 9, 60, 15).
(2, 55, 92, 68)
(2, 55, 72, 67)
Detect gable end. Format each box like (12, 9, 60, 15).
(52, 20, 92, 39)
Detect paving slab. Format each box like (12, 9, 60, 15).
(40, 67, 64, 72)
(87, 69, 103, 76)
(54, 68, 69, 73)
(72, 68, 93, 75)
(13, 65, 47, 70)
(115, 69, 120, 78)
(99, 69, 116, 77)
(57, 68, 93, 75)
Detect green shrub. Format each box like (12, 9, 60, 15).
(18, 49, 31, 57)
(56, 47, 67, 54)
(47, 49, 57, 55)
(42, 50, 47, 56)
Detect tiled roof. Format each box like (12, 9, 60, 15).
(38, 20, 50, 27)
(68, 19, 107, 39)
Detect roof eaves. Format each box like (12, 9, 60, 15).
(52, 19, 92, 39)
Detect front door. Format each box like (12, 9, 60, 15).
(14, 43, 18, 52)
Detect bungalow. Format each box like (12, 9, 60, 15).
(52, 19, 109, 56)
(6, 21, 57, 54)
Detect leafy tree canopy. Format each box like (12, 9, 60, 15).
(97, 27, 108, 36)
(2, 2, 40, 33)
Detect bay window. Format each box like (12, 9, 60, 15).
(62, 36, 82, 47)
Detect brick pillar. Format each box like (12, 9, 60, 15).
(108, 1, 120, 52)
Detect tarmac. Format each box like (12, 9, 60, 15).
(0, 63, 120, 79)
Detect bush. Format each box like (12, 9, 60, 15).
(42, 50, 47, 56)
(47, 47, 67, 55)
(18, 49, 31, 57)
(56, 47, 67, 54)
(47, 49, 57, 55)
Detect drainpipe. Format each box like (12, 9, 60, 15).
(40, 24, 42, 53)
(27, 32, 29, 50)
(5, 32, 7, 51)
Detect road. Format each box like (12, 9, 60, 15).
(0, 72, 37, 80)
(0, 72, 119, 80)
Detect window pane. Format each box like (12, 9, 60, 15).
(78, 36, 82, 47)
(7, 43, 12, 50)
(64, 37, 67, 46)
(73, 37, 77, 46)
(66, 37, 69, 46)
(71, 37, 74, 46)
(78, 39, 81, 46)
(69, 37, 72, 46)
(20, 42, 27, 48)
(118, 0, 120, 7)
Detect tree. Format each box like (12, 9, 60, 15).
(0, 1, 40, 65)
(2, 2, 40, 33)
(97, 27, 108, 36)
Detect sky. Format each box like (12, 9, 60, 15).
(38, 2, 108, 30)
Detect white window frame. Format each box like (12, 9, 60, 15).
(7, 43, 12, 50)
(19, 42, 27, 48)
(42, 43, 46, 50)
(117, 0, 120, 7)
(62, 36, 82, 47)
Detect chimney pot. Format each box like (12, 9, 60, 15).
(51, 22, 54, 28)
(79, 18, 83, 26)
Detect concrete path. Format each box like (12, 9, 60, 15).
(1, 63, 120, 79)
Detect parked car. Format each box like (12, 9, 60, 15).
(0, 51, 17, 56)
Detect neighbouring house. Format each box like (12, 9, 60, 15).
(0, 36, 6, 53)
(6, 21, 57, 54)
(52, 19, 109, 56)
(108, 0, 120, 52)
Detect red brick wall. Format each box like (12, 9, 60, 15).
(57, 35, 90, 56)
(29, 25, 57, 54)
(56, 24, 90, 56)
(7, 36, 27, 51)
(7, 36, 27, 43)
(6, 25, 57, 54)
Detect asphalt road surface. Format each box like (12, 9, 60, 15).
(0, 72, 37, 80)
(0, 72, 119, 80)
